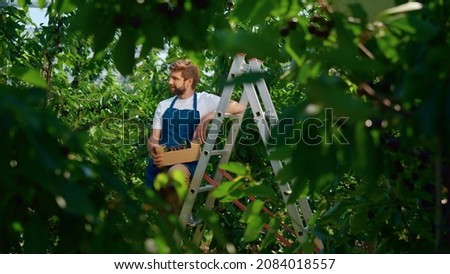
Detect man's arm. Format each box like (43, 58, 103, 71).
(147, 129, 161, 154)
(226, 100, 246, 114)
(195, 100, 246, 143)
(147, 129, 164, 167)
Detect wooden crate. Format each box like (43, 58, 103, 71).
(154, 140, 201, 166)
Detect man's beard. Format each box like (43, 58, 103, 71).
(171, 85, 186, 96)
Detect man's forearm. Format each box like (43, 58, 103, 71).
(147, 136, 159, 154)
(226, 100, 246, 114)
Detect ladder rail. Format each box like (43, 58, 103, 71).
(242, 80, 309, 240)
(248, 60, 315, 232)
(176, 54, 246, 240)
(248, 59, 279, 124)
(192, 94, 249, 244)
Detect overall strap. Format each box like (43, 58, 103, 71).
(193, 92, 198, 111)
(169, 96, 177, 108)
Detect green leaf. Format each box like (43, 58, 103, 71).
(12, 222, 24, 233)
(353, 123, 381, 182)
(211, 29, 280, 59)
(287, 176, 308, 204)
(243, 215, 266, 242)
(18, 0, 29, 12)
(350, 211, 368, 235)
(241, 199, 264, 223)
(260, 217, 280, 250)
(23, 70, 47, 88)
(10, 66, 47, 88)
(330, 0, 396, 21)
(219, 162, 249, 176)
(307, 76, 374, 122)
(68, 6, 97, 36)
(172, 170, 188, 200)
(140, 20, 165, 58)
(211, 180, 245, 202)
(268, 145, 293, 161)
(55, 0, 77, 14)
(243, 184, 276, 198)
(93, 14, 116, 53)
(240, 200, 269, 242)
(38, 0, 47, 8)
(321, 201, 349, 221)
(24, 214, 48, 253)
(385, 14, 437, 41)
(241, 200, 270, 242)
(113, 30, 137, 75)
(232, 0, 276, 25)
(56, 181, 96, 216)
(153, 173, 169, 191)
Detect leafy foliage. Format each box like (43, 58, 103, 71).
(1, 0, 449, 253)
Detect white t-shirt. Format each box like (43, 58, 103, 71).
(152, 92, 221, 130)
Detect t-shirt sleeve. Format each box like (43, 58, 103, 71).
(202, 92, 221, 114)
(152, 103, 163, 130)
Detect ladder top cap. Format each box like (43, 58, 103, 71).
(249, 57, 263, 63)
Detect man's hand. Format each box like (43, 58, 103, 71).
(151, 145, 164, 168)
(147, 129, 163, 167)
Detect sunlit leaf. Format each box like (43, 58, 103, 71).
(172, 170, 188, 200)
(243, 214, 266, 242)
(12, 222, 24, 233)
(211, 180, 245, 202)
(10, 66, 47, 88)
(153, 173, 169, 191)
(241, 199, 268, 242)
(241, 199, 264, 223)
(379, 2, 423, 16)
(38, 0, 47, 8)
(219, 162, 249, 176)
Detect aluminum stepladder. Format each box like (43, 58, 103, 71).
(176, 54, 324, 251)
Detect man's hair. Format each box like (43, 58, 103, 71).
(169, 59, 199, 90)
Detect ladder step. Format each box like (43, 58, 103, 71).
(210, 149, 230, 156)
(198, 185, 215, 193)
(187, 215, 203, 227)
(224, 113, 241, 119)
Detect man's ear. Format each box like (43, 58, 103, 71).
(186, 78, 193, 88)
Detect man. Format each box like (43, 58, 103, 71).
(145, 59, 245, 214)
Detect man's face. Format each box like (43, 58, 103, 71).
(169, 71, 190, 96)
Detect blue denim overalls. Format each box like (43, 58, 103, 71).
(145, 93, 200, 189)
